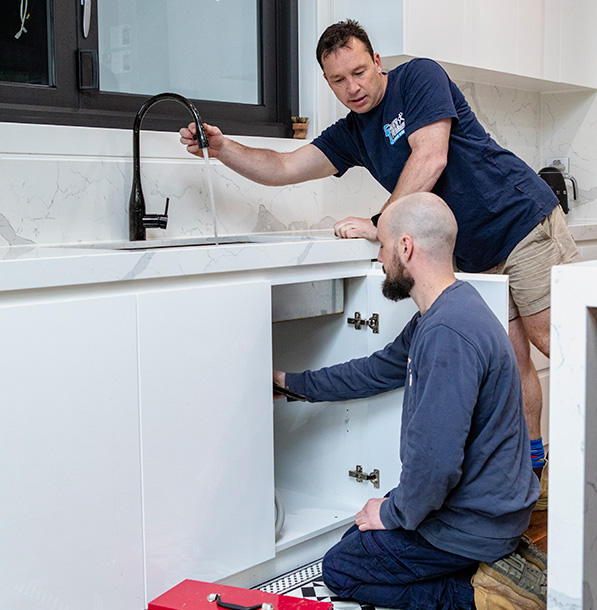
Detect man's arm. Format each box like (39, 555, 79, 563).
(279, 323, 413, 402)
(333, 118, 452, 239)
(180, 122, 337, 186)
(383, 118, 451, 206)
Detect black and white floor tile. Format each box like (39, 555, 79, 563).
(257, 560, 377, 610)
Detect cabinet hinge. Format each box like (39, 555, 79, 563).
(349, 465, 380, 489)
(347, 311, 379, 334)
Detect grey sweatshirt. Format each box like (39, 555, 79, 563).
(285, 281, 539, 562)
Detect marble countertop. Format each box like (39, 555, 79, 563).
(548, 257, 597, 609)
(2, 219, 593, 295)
(0, 233, 380, 293)
(567, 220, 597, 242)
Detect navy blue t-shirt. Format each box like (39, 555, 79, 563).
(312, 58, 558, 272)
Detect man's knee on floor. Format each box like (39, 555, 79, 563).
(321, 548, 356, 598)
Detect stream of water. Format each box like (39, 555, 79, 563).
(202, 147, 219, 245)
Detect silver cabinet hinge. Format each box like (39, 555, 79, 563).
(347, 312, 379, 333)
(349, 465, 380, 489)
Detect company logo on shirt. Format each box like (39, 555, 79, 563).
(384, 113, 405, 145)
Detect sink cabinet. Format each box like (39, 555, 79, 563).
(0, 259, 508, 610)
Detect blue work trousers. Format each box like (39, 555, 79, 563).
(322, 525, 478, 610)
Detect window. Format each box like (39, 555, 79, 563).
(0, 0, 298, 137)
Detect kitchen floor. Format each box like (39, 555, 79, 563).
(259, 559, 372, 610)
(258, 510, 548, 610)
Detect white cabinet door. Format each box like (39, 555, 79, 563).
(361, 268, 417, 496)
(334, 0, 407, 58)
(380, 0, 597, 89)
(0, 293, 144, 610)
(138, 280, 275, 599)
(467, 1, 518, 74)
(557, 0, 597, 88)
(404, 0, 468, 66)
(518, 0, 545, 79)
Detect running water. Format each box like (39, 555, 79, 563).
(201, 147, 219, 245)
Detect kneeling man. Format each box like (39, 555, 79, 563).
(274, 193, 542, 610)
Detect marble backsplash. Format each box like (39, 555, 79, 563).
(1, 78, 596, 248)
(0, 123, 388, 247)
(542, 88, 597, 222)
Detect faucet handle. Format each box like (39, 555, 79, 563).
(193, 122, 210, 149)
(142, 197, 169, 230)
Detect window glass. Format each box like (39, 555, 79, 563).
(97, 0, 260, 104)
(0, 0, 53, 85)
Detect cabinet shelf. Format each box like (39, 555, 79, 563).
(275, 488, 358, 552)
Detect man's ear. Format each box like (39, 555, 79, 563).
(374, 53, 383, 74)
(402, 234, 414, 262)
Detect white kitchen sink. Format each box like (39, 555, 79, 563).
(62, 232, 336, 250)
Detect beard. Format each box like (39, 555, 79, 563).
(382, 258, 415, 301)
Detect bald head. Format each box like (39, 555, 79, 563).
(379, 193, 458, 263)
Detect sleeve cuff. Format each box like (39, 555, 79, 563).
(285, 372, 308, 399)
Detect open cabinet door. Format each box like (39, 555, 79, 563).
(362, 266, 418, 498)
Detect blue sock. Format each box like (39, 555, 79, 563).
(530, 438, 545, 469)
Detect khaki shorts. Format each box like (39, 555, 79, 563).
(484, 205, 582, 320)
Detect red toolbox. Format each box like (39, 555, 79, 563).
(148, 579, 334, 610)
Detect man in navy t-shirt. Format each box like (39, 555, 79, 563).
(180, 20, 581, 482)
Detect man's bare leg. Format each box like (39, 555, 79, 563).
(509, 308, 551, 477)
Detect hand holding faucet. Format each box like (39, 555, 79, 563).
(180, 122, 224, 158)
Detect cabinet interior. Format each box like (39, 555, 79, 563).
(273, 312, 363, 550)
(271, 276, 403, 552)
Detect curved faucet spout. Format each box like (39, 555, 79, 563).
(129, 92, 209, 241)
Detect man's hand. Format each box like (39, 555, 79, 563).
(179, 122, 225, 158)
(355, 498, 387, 531)
(334, 216, 378, 240)
(273, 370, 286, 399)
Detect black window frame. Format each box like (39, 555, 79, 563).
(0, 0, 298, 137)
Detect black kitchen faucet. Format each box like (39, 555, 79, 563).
(129, 92, 209, 241)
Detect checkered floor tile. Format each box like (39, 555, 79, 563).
(257, 560, 378, 610)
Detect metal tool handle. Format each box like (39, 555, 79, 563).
(207, 594, 273, 610)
